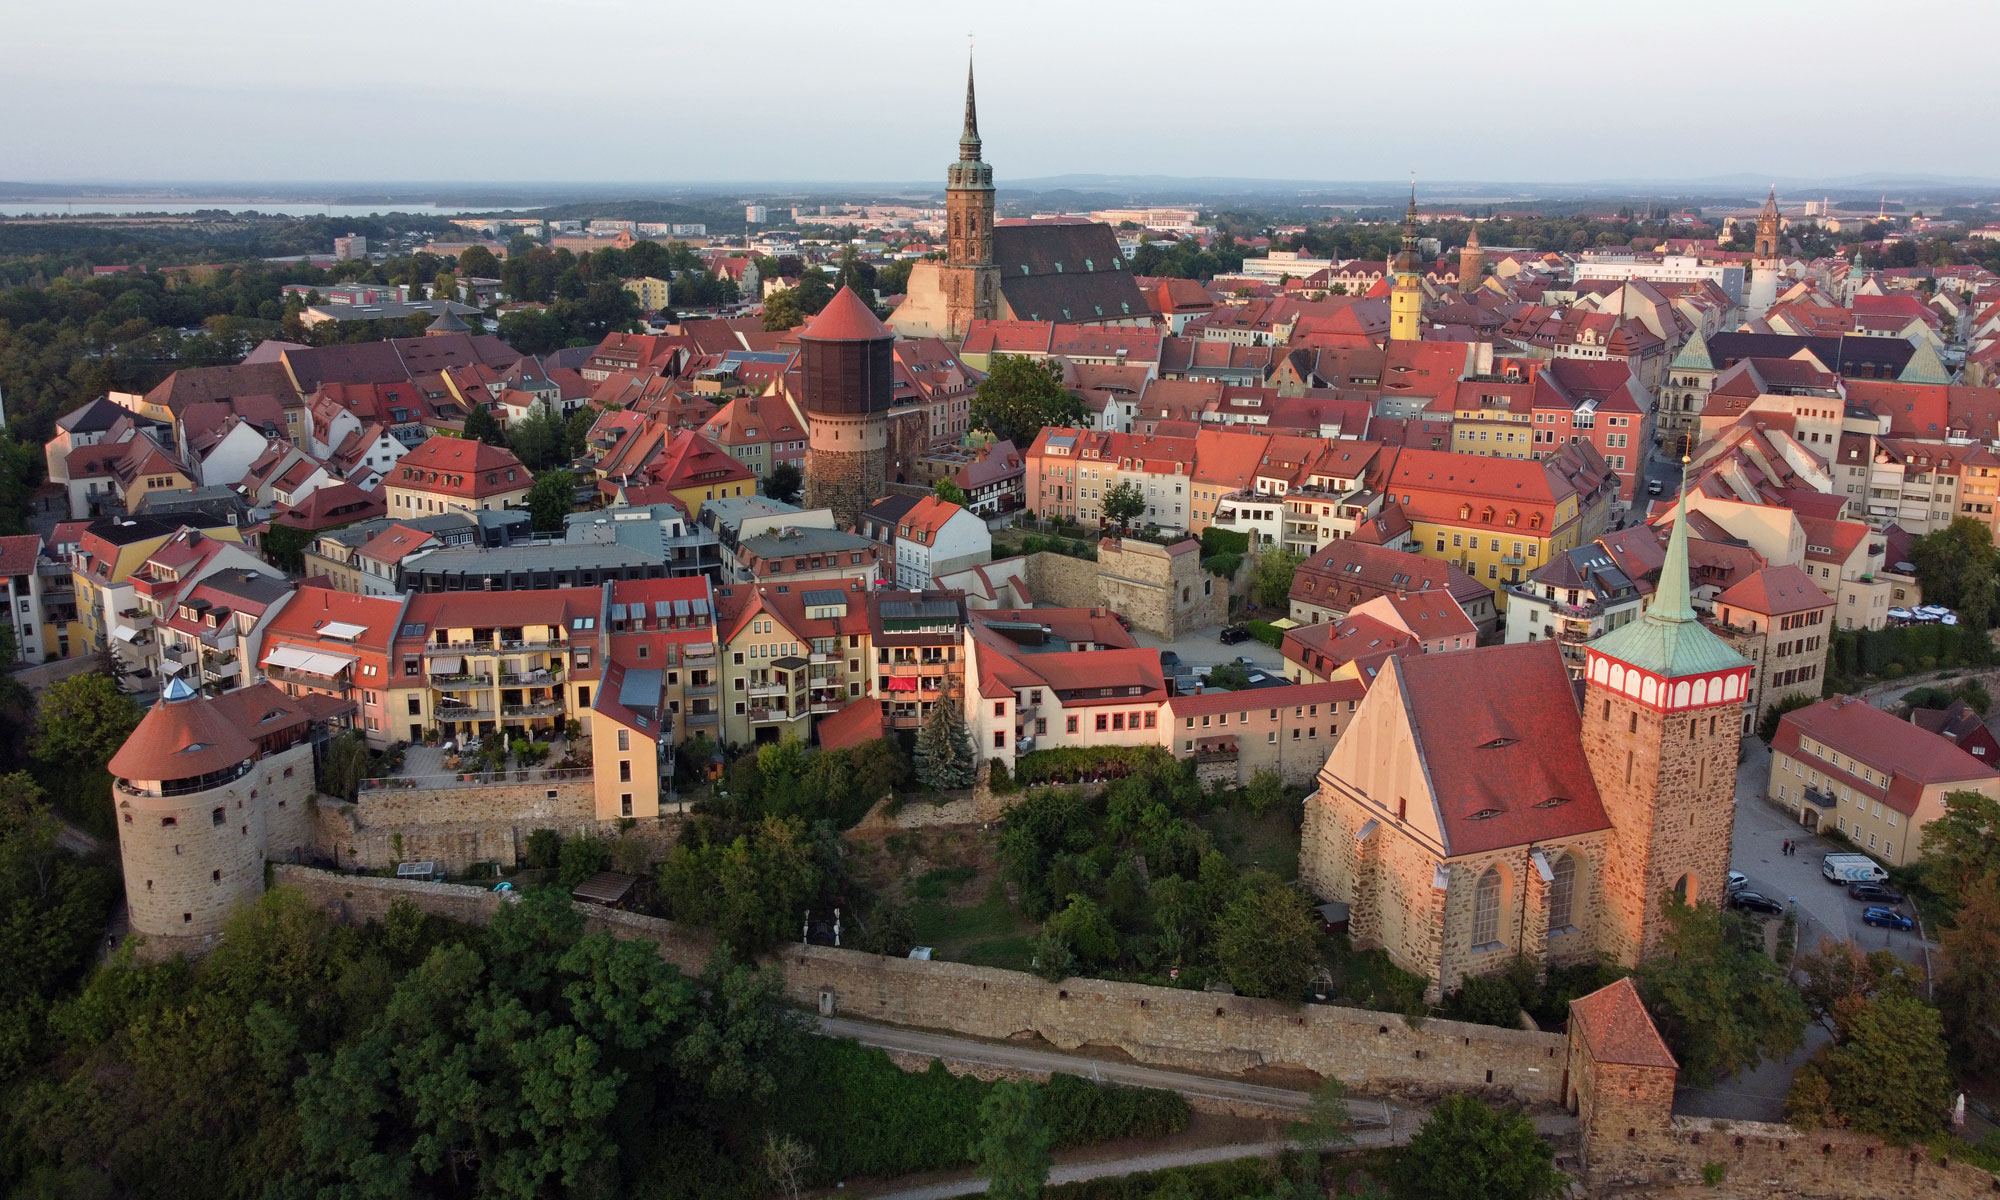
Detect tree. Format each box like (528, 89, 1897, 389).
(1392, 1095, 1564, 1200)
(1919, 789, 2000, 913)
(1251, 549, 1303, 609)
(32, 672, 141, 833)
(1213, 872, 1318, 999)
(428, 270, 456, 302)
(765, 460, 804, 505)
(913, 688, 976, 791)
(524, 469, 577, 533)
(1935, 873, 2000, 1078)
(1041, 894, 1119, 970)
(1757, 691, 1818, 744)
(761, 289, 803, 332)
(1206, 661, 1253, 691)
(971, 354, 1084, 446)
(1242, 767, 1288, 817)
(933, 477, 969, 506)
(507, 403, 567, 471)
(1788, 994, 1954, 1142)
(1796, 938, 1914, 1034)
(461, 402, 508, 447)
(832, 246, 876, 304)
(456, 245, 500, 279)
(1635, 897, 1808, 1082)
(971, 1080, 1052, 1200)
(1102, 481, 1145, 531)
(794, 273, 834, 316)
(1909, 516, 2000, 629)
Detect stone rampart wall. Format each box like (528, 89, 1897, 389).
(272, 866, 1565, 1105)
(1592, 1116, 1999, 1200)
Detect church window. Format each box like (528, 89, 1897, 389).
(1548, 854, 1577, 933)
(1472, 868, 1501, 948)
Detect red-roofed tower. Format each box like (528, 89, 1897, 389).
(801, 287, 895, 526)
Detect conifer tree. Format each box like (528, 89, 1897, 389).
(914, 685, 976, 791)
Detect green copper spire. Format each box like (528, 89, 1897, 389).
(1586, 460, 1748, 679)
(1650, 465, 1697, 623)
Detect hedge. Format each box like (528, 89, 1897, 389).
(1246, 618, 1284, 648)
(1830, 623, 1986, 685)
(772, 1039, 1190, 1183)
(1013, 744, 1181, 787)
(1200, 527, 1250, 558)
(1021, 533, 1099, 561)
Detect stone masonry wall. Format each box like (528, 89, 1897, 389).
(312, 781, 602, 873)
(1596, 1118, 2000, 1200)
(273, 866, 1568, 1105)
(1022, 552, 1102, 612)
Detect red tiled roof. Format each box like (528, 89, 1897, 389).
(1773, 694, 2000, 817)
(798, 286, 892, 342)
(816, 697, 885, 752)
(391, 437, 529, 499)
(1394, 642, 1611, 856)
(1569, 978, 1676, 1070)
(1715, 564, 1831, 617)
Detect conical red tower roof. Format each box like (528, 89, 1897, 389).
(798, 286, 892, 342)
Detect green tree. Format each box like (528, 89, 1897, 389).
(428, 269, 456, 302)
(761, 289, 803, 331)
(766, 461, 803, 504)
(1042, 894, 1119, 970)
(972, 355, 1085, 446)
(1796, 938, 1914, 1034)
(913, 688, 976, 791)
(656, 815, 826, 954)
(1908, 516, 2000, 631)
(507, 403, 568, 471)
(1635, 897, 1808, 1082)
(832, 246, 876, 304)
(1757, 691, 1818, 744)
(1242, 767, 1288, 817)
(1102, 481, 1145, 531)
(1206, 661, 1253, 690)
(31, 672, 140, 833)
(1251, 549, 1303, 609)
(1788, 994, 1954, 1142)
(934, 477, 969, 506)
(1918, 789, 2000, 911)
(1392, 1095, 1564, 1200)
(794, 272, 834, 315)
(525, 469, 577, 533)
(1213, 872, 1318, 999)
(456, 245, 500, 279)
(971, 1080, 1052, 1200)
(461, 401, 508, 447)
(1935, 873, 2000, 1078)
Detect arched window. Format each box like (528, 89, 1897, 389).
(1674, 873, 1696, 904)
(1473, 867, 1502, 948)
(1548, 854, 1577, 933)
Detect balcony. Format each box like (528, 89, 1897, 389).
(749, 682, 790, 699)
(748, 706, 804, 724)
(425, 637, 563, 656)
(160, 643, 196, 667)
(429, 672, 493, 687)
(502, 700, 564, 718)
(265, 665, 351, 691)
(810, 650, 836, 664)
(435, 704, 493, 721)
(500, 668, 563, 687)
(686, 708, 719, 725)
(201, 656, 240, 682)
(1803, 787, 1837, 810)
(685, 682, 718, 697)
(1501, 555, 1527, 566)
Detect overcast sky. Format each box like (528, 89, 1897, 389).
(5, 0, 1994, 186)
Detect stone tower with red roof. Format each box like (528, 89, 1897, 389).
(801, 287, 896, 526)
(1579, 480, 1752, 962)
(940, 55, 1001, 341)
(1457, 222, 1483, 294)
(1753, 186, 1781, 261)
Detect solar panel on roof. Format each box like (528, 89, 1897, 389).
(801, 589, 845, 606)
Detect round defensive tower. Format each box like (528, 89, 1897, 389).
(801, 285, 896, 527)
(110, 677, 318, 951)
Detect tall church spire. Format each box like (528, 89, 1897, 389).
(960, 54, 982, 159)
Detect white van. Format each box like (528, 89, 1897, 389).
(1821, 852, 1888, 884)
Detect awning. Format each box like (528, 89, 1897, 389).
(319, 621, 367, 640)
(430, 655, 462, 674)
(884, 675, 919, 692)
(263, 644, 358, 677)
(112, 626, 141, 643)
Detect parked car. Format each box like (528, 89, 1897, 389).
(1728, 890, 1785, 917)
(1647, 480, 1664, 496)
(1727, 870, 1749, 894)
(1159, 650, 1182, 672)
(1861, 906, 1914, 931)
(1218, 625, 1250, 645)
(1847, 881, 1905, 904)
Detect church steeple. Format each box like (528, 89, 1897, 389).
(1389, 181, 1424, 341)
(960, 56, 982, 161)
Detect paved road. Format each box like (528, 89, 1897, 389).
(1129, 625, 1286, 677)
(818, 1015, 1390, 1122)
(859, 1109, 1578, 1200)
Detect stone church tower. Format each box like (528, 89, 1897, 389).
(938, 56, 1000, 340)
(1388, 186, 1424, 341)
(1753, 187, 1781, 261)
(1457, 223, 1483, 294)
(1579, 483, 1752, 963)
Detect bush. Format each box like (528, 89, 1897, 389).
(989, 758, 1019, 795)
(556, 835, 611, 889)
(1202, 551, 1242, 579)
(1012, 745, 1180, 787)
(1246, 618, 1283, 648)
(1040, 1073, 1190, 1143)
(523, 828, 562, 870)
(1445, 973, 1526, 1028)
(1043, 1158, 1278, 1199)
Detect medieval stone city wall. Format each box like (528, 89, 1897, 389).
(1592, 1117, 2000, 1200)
(272, 866, 1567, 1105)
(308, 781, 678, 873)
